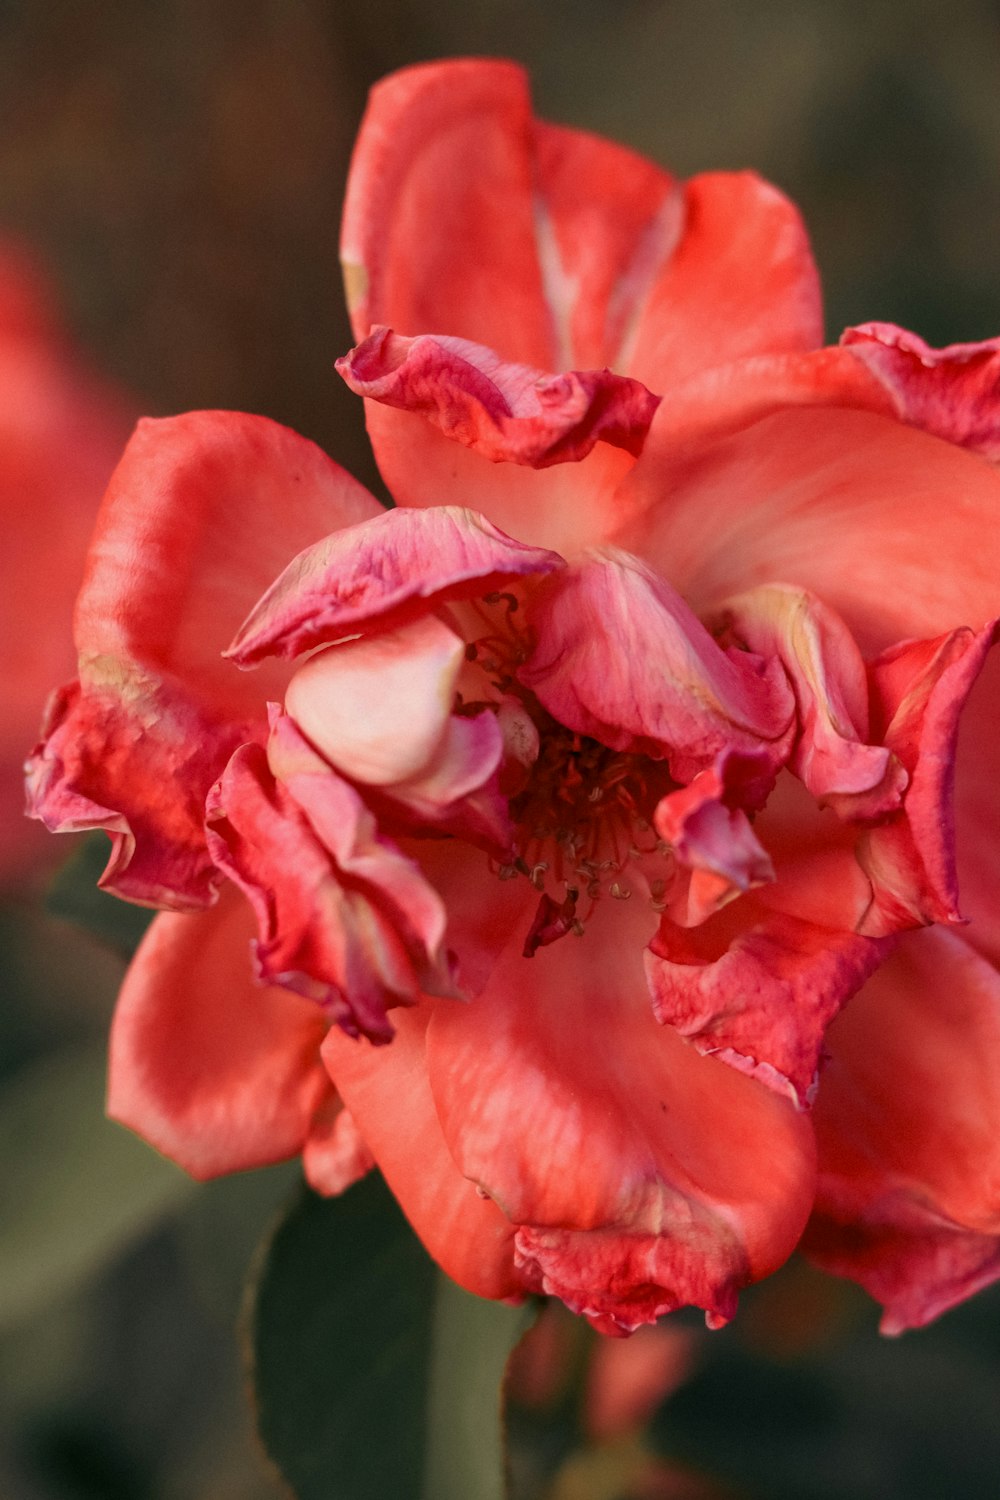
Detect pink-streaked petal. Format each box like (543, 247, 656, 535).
(617, 403, 1000, 653)
(716, 584, 906, 817)
(646, 901, 891, 1108)
(321, 1008, 523, 1302)
(285, 614, 467, 786)
(857, 622, 997, 936)
(625, 171, 823, 392)
(26, 411, 380, 907)
(107, 893, 332, 1178)
(653, 751, 775, 927)
(426, 896, 816, 1332)
(206, 737, 453, 1041)
(842, 321, 1000, 461)
(337, 326, 660, 468)
(520, 551, 794, 788)
(228, 504, 563, 667)
(805, 927, 1000, 1331)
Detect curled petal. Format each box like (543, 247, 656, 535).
(322, 1008, 523, 1303)
(653, 751, 775, 927)
(228, 504, 563, 667)
(520, 550, 794, 787)
(337, 326, 660, 467)
(806, 927, 1000, 1331)
(426, 897, 816, 1332)
(716, 584, 906, 817)
(858, 621, 997, 936)
(25, 411, 380, 907)
(206, 733, 453, 1041)
(301, 1097, 375, 1197)
(842, 322, 1000, 461)
(107, 893, 333, 1178)
(646, 904, 891, 1108)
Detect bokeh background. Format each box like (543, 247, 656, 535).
(3, 2, 1000, 1496)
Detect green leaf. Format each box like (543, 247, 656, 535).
(47, 832, 154, 958)
(0, 1042, 196, 1329)
(248, 1174, 533, 1500)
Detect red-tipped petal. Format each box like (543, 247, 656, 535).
(337, 326, 660, 468)
(26, 411, 380, 907)
(108, 892, 332, 1178)
(806, 927, 1000, 1332)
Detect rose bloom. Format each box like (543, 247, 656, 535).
(27, 61, 1000, 1336)
(1, 245, 131, 885)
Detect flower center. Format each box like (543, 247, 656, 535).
(460, 590, 675, 953)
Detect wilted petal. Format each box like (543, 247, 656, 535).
(858, 621, 997, 936)
(842, 322, 1000, 461)
(337, 326, 659, 467)
(206, 734, 453, 1040)
(107, 892, 332, 1178)
(521, 550, 794, 787)
(228, 504, 563, 667)
(653, 751, 775, 927)
(26, 411, 380, 907)
(716, 584, 907, 817)
(646, 902, 890, 1108)
(426, 897, 816, 1332)
(806, 927, 1000, 1332)
(322, 1007, 523, 1302)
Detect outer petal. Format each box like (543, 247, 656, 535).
(520, 550, 794, 789)
(857, 622, 997, 936)
(426, 897, 817, 1333)
(617, 401, 1000, 652)
(321, 1007, 523, 1303)
(228, 504, 563, 667)
(646, 902, 890, 1108)
(26, 412, 380, 907)
(337, 327, 659, 468)
(842, 322, 1000, 461)
(805, 927, 1000, 1332)
(108, 891, 333, 1178)
(205, 733, 453, 1041)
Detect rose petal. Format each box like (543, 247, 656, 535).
(646, 900, 890, 1108)
(842, 321, 1000, 461)
(805, 926, 1000, 1332)
(337, 326, 660, 468)
(206, 733, 453, 1040)
(426, 896, 816, 1332)
(26, 411, 380, 907)
(321, 1007, 523, 1302)
(520, 550, 794, 786)
(857, 621, 997, 936)
(107, 891, 333, 1178)
(228, 504, 563, 667)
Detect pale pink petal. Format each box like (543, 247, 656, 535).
(806, 927, 1000, 1331)
(843, 321, 1000, 461)
(617, 402, 1000, 653)
(227, 504, 563, 667)
(337, 326, 659, 467)
(107, 892, 332, 1178)
(653, 751, 775, 927)
(322, 1008, 523, 1303)
(205, 735, 453, 1041)
(716, 584, 906, 816)
(426, 896, 816, 1332)
(520, 551, 794, 788)
(857, 621, 997, 936)
(26, 411, 380, 907)
(646, 901, 890, 1108)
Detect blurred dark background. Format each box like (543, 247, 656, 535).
(3, 2, 1000, 1496)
